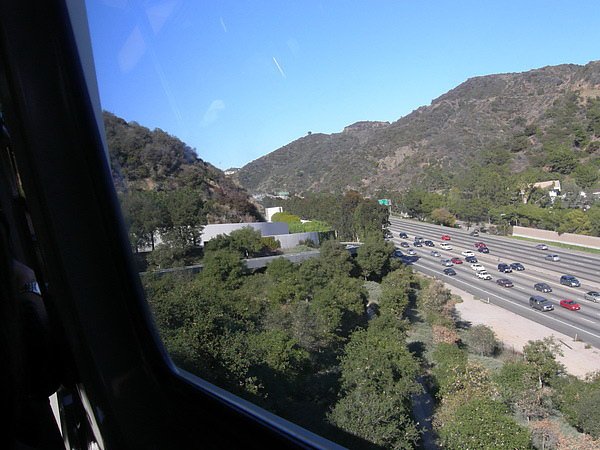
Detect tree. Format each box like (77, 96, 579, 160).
(523, 337, 564, 388)
(557, 209, 592, 235)
(328, 325, 421, 449)
(356, 233, 395, 281)
(430, 207, 456, 227)
(545, 146, 578, 174)
(378, 268, 413, 324)
(438, 397, 531, 449)
(573, 164, 599, 189)
(353, 201, 389, 240)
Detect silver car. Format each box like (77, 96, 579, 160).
(545, 254, 560, 262)
(584, 291, 600, 303)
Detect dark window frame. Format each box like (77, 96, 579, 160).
(0, 1, 343, 448)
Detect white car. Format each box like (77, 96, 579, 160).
(461, 250, 475, 257)
(470, 263, 486, 272)
(440, 243, 452, 250)
(477, 271, 492, 280)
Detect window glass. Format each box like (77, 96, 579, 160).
(85, 1, 600, 448)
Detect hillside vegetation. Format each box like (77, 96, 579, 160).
(236, 61, 600, 196)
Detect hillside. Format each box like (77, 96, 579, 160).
(236, 61, 600, 194)
(103, 111, 261, 223)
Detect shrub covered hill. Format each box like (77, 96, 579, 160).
(103, 111, 261, 223)
(236, 60, 600, 195)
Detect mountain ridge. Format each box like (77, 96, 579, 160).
(235, 60, 600, 195)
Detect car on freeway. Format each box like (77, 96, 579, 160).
(545, 254, 560, 262)
(534, 282, 552, 293)
(496, 278, 514, 287)
(461, 250, 475, 257)
(476, 271, 492, 280)
(478, 246, 490, 253)
(393, 250, 404, 258)
(469, 230, 479, 236)
(441, 234, 451, 240)
(474, 242, 486, 248)
(399, 232, 408, 239)
(430, 250, 441, 257)
(470, 263, 485, 271)
(440, 243, 452, 250)
(384, 230, 393, 240)
(510, 262, 525, 271)
(584, 291, 600, 303)
(559, 300, 581, 311)
(414, 236, 425, 244)
(400, 242, 410, 248)
(441, 259, 453, 267)
(443, 268, 457, 276)
(560, 275, 580, 287)
(413, 241, 423, 247)
(535, 243, 549, 250)
(497, 263, 512, 273)
(530, 295, 554, 312)
(451, 257, 463, 264)
(465, 256, 478, 263)
(424, 240, 435, 247)
(407, 249, 417, 256)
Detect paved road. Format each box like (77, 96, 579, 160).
(390, 217, 600, 349)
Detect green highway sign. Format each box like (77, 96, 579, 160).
(378, 199, 391, 206)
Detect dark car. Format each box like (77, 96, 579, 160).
(534, 282, 552, 293)
(530, 295, 554, 311)
(469, 229, 480, 236)
(393, 249, 404, 258)
(413, 241, 423, 247)
(424, 240, 434, 247)
(560, 275, 580, 287)
(478, 246, 489, 253)
(496, 278, 514, 288)
(497, 263, 512, 273)
(465, 256, 478, 263)
(414, 236, 424, 243)
(400, 242, 410, 248)
(510, 262, 525, 271)
(443, 268, 457, 276)
(399, 232, 408, 239)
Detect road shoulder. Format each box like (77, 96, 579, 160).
(448, 285, 600, 378)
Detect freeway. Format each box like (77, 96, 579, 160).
(389, 216, 600, 349)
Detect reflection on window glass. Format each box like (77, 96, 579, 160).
(86, 0, 600, 447)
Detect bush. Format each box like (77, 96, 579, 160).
(463, 324, 499, 356)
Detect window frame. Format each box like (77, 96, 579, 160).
(0, 1, 344, 448)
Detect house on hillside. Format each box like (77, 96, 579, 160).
(521, 180, 561, 204)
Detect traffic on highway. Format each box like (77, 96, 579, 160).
(389, 217, 600, 349)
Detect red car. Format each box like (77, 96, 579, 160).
(474, 242, 486, 248)
(451, 257, 463, 264)
(441, 234, 451, 241)
(560, 299, 581, 311)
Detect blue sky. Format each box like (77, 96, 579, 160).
(86, 1, 600, 170)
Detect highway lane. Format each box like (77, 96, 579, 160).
(391, 218, 600, 286)
(391, 217, 600, 307)
(390, 217, 600, 348)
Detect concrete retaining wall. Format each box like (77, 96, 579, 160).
(512, 226, 600, 249)
(201, 222, 289, 244)
(270, 232, 320, 249)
